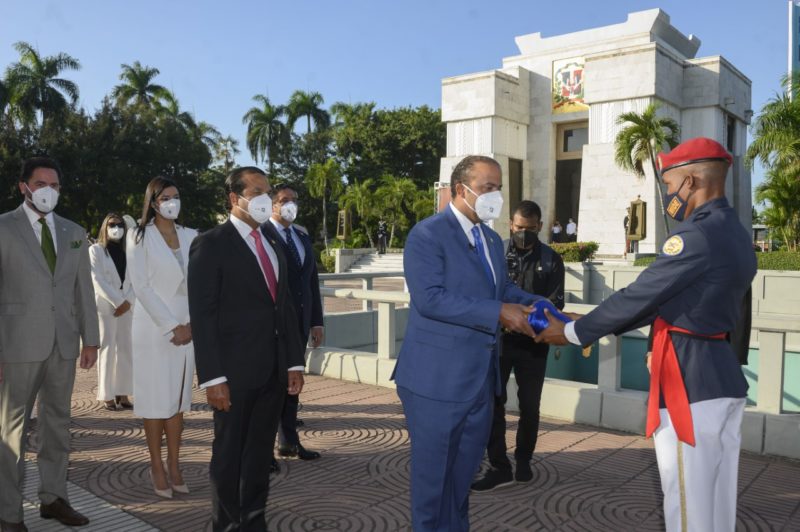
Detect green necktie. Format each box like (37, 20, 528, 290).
(39, 218, 57, 274)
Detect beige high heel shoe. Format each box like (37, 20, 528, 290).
(149, 469, 173, 499)
(168, 468, 190, 494)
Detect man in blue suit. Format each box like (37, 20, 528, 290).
(393, 155, 542, 531)
(263, 183, 323, 465)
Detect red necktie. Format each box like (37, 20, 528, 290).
(250, 228, 278, 301)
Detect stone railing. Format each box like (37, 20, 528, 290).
(319, 271, 405, 311)
(310, 289, 800, 460)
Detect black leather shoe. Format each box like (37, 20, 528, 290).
(270, 457, 280, 474)
(278, 444, 320, 460)
(40, 498, 89, 526)
(515, 460, 533, 482)
(471, 468, 514, 492)
(0, 519, 28, 532)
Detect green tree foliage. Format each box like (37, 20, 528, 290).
(1, 43, 445, 248)
(287, 90, 330, 135)
(331, 103, 444, 190)
(746, 74, 800, 252)
(242, 94, 287, 175)
(5, 41, 81, 127)
(111, 61, 173, 110)
(0, 99, 224, 235)
(755, 168, 800, 251)
(614, 101, 680, 233)
(305, 158, 344, 248)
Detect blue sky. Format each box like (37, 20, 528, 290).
(0, 0, 787, 189)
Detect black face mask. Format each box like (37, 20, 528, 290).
(511, 229, 539, 250)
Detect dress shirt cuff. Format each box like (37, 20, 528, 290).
(288, 366, 305, 372)
(564, 321, 582, 346)
(200, 377, 227, 388)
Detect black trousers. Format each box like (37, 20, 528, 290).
(277, 392, 300, 447)
(210, 373, 284, 532)
(487, 337, 548, 471)
(278, 333, 308, 448)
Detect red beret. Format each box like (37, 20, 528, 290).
(656, 137, 732, 174)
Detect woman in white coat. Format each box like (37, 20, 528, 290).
(90, 213, 134, 411)
(127, 176, 197, 499)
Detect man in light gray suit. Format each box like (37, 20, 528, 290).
(0, 157, 100, 532)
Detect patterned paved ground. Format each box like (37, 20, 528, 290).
(19, 368, 800, 531)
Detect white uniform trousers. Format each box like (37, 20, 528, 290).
(653, 397, 746, 532)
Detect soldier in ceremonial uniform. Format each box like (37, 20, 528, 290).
(535, 137, 756, 532)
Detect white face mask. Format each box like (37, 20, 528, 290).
(280, 201, 298, 223)
(26, 184, 59, 213)
(463, 185, 503, 222)
(242, 193, 272, 224)
(158, 199, 181, 220)
(107, 227, 124, 241)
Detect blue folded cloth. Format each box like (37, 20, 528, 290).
(527, 300, 573, 334)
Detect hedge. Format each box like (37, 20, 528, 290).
(635, 252, 800, 271)
(551, 241, 599, 262)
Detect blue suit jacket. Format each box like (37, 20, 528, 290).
(393, 207, 540, 403)
(262, 222, 323, 340)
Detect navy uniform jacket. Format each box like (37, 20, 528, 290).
(574, 197, 756, 404)
(262, 222, 323, 340)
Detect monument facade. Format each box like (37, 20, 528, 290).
(438, 9, 752, 256)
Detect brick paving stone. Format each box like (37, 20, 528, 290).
(15, 367, 800, 531)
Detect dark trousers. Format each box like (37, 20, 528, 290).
(277, 393, 300, 447)
(487, 338, 548, 471)
(278, 333, 308, 448)
(210, 373, 284, 532)
(398, 369, 494, 532)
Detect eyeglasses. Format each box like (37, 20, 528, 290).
(108, 223, 125, 228)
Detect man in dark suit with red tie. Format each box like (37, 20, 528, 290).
(188, 167, 306, 532)
(263, 183, 323, 467)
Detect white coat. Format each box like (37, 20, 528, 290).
(89, 242, 135, 401)
(126, 223, 197, 419)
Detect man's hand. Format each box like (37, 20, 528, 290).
(288, 370, 304, 395)
(533, 309, 570, 345)
(309, 326, 324, 348)
(206, 383, 231, 412)
(499, 303, 534, 337)
(170, 324, 192, 346)
(113, 300, 131, 317)
(80, 346, 98, 369)
(646, 352, 652, 374)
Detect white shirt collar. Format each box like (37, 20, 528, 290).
(229, 212, 260, 241)
(22, 201, 55, 228)
(268, 217, 292, 235)
(449, 202, 481, 245)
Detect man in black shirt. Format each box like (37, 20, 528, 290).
(472, 200, 565, 491)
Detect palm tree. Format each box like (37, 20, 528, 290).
(755, 168, 800, 251)
(306, 158, 344, 248)
(614, 101, 681, 233)
(375, 174, 418, 246)
(287, 90, 330, 134)
(746, 74, 800, 180)
(242, 94, 286, 175)
(4, 41, 81, 126)
(340, 178, 376, 247)
(111, 61, 173, 109)
(0, 78, 8, 117)
(158, 93, 197, 130)
(214, 135, 240, 172)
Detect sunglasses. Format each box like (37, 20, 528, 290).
(108, 223, 125, 229)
